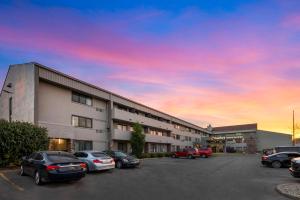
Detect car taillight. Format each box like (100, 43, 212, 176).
(46, 165, 60, 171)
(80, 163, 87, 169)
(93, 159, 103, 163)
(262, 156, 268, 160)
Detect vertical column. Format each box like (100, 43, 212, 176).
(107, 94, 114, 150)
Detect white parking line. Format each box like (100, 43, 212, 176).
(0, 172, 24, 192)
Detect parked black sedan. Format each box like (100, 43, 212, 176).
(21, 151, 87, 185)
(103, 150, 140, 169)
(289, 157, 300, 178)
(261, 152, 300, 168)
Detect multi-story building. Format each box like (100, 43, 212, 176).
(0, 62, 210, 153)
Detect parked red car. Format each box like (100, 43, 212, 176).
(198, 147, 212, 158)
(172, 148, 200, 159)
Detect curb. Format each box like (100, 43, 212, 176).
(276, 184, 300, 200)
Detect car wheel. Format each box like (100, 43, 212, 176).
(171, 154, 176, 158)
(85, 163, 90, 173)
(34, 171, 43, 185)
(272, 161, 282, 168)
(188, 154, 193, 159)
(116, 161, 123, 169)
(20, 165, 26, 176)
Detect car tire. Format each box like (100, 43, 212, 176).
(34, 171, 43, 185)
(116, 161, 123, 169)
(188, 154, 193, 159)
(85, 163, 90, 173)
(171, 154, 177, 158)
(272, 161, 282, 168)
(20, 165, 26, 176)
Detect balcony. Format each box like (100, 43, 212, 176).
(112, 129, 174, 144)
(145, 134, 174, 144)
(113, 108, 173, 130)
(112, 129, 131, 141)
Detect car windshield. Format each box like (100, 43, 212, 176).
(46, 153, 77, 162)
(91, 152, 109, 158)
(114, 151, 128, 157)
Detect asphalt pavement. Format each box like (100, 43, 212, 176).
(0, 154, 294, 200)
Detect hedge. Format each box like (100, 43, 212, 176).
(0, 120, 48, 167)
(141, 152, 173, 158)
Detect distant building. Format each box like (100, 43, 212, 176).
(208, 123, 292, 153)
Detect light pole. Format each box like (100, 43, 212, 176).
(293, 110, 295, 146)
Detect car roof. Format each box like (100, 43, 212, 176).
(38, 151, 71, 154)
(270, 152, 300, 156)
(75, 150, 104, 153)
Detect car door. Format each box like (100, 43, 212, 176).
(32, 153, 45, 174)
(26, 153, 37, 176)
(22, 153, 35, 175)
(181, 149, 188, 157)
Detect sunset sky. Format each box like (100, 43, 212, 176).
(0, 0, 300, 135)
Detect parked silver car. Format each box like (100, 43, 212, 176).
(74, 151, 115, 172)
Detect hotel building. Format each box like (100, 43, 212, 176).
(208, 124, 292, 153)
(0, 62, 210, 153)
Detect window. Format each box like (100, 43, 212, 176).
(174, 124, 180, 129)
(9, 97, 12, 122)
(74, 152, 88, 158)
(74, 140, 93, 151)
(72, 115, 92, 128)
(176, 135, 180, 140)
(129, 126, 134, 132)
(72, 92, 92, 106)
(116, 124, 128, 131)
(118, 143, 128, 152)
(34, 153, 44, 160)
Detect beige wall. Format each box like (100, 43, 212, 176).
(256, 130, 292, 151)
(37, 80, 109, 151)
(0, 63, 36, 123)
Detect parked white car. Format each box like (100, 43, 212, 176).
(74, 151, 115, 172)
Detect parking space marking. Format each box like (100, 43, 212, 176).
(0, 172, 24, 192)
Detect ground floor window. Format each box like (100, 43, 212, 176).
(49, 138, 70, 151)
(149, 143, 168, 153)
(118, 142, 128, 152)
(74, 140, 93, 151)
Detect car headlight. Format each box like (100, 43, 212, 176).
(123, 159, 129, 162)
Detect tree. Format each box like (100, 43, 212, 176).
(130, 123, 145, 158)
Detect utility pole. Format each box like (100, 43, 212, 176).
(293, 110, 295, 146)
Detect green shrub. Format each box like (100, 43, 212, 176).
(0, 120, 48, 167)
(157, 153, 163, 157)
(141, 153, 150, 158)
(150, 153, 156, 158)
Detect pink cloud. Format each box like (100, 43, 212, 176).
(282, 14, 300, 29)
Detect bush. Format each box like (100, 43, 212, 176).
(157, 153, 163, 157)
(0, 120, 48, 167)
(141, 153, 150, 158)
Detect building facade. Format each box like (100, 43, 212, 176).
(0, 62, 210, 153)
(208, 124, 292, 153)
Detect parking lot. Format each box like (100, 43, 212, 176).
(0, 154, 295, 200)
